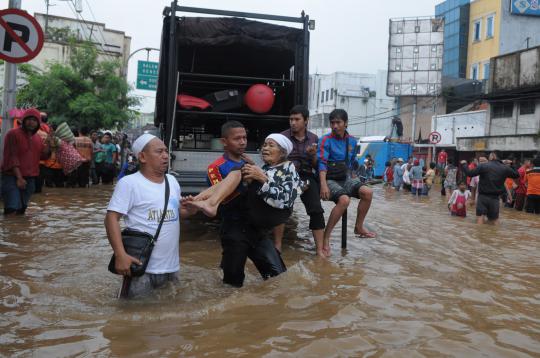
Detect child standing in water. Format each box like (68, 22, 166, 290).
(448, 182, 471, 217)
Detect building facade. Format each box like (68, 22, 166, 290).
(466, 0, 540, 81)
(308, 71, 396, 138)
(32, 13, 131, 75)
(436, 0, 471, 79)
(458, 45, 540, 154)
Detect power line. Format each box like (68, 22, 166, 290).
(64, 0, 116, 62)
(81, 0, 118, 62)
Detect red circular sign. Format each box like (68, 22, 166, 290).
(429, 131, 442, 144)
(0, 9, 44, 63)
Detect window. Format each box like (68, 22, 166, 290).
(330, 88, 334, 100)
(321, 91, 324, 103)
(473, 19, 481, 42)
(492, 102, 514, 118)
(486, 15, 494, 38)
(520, 100, 536, 115)
(325, 89, 329, 102)
(483, 62, 490, 80)
(471, 63, 479, 80)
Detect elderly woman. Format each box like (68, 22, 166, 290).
(186, 133, 303, 228)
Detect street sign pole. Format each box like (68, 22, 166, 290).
(0, 0, 22, 169)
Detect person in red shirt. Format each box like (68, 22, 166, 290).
(1, 108, 51, 215)
(437, 149, 448, 172)
(384, 160, 394, 186)
(514, 159, 531, 211)
(466, 159, 477, 188)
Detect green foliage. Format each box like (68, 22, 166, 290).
(17, 41, 140, 129)
(46, 26, 78, 43)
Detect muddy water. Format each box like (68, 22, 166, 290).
(1, 185, 539, 357)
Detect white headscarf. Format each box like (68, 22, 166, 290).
(132, 133, 157, 157)
(266, 133, 293, 156)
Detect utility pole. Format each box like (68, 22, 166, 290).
(411, 96, 417, 143)
(45, 0, 50, 36)
(0, 0, 22, 170)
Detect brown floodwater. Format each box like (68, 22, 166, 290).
(1, 184, 539, 357)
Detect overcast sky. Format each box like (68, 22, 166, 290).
(1, 0, 440, 112)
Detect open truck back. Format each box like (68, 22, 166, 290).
(155, 4, 312, 194)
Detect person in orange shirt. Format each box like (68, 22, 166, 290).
(67, 127, 93, 188)
(42, 124, 65, 187)
(525, 157, 540, 214)
(503, 177, 516, 208)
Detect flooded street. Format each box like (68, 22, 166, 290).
(1, 184, 539, 357)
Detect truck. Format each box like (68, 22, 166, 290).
(155, 3, 312, 193)
(355, 137, 412, 177)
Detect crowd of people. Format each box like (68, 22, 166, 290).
(0, 108, 134, 216)
(383, 148, 540, 222)
(2, 106, 539, 300)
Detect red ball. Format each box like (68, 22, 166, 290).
(245, 84, 275, 113)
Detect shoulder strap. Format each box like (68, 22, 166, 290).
(153, 176, 170, 243)
(345, 136, 349, 166)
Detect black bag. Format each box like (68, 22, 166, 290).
(326, 161, 349, 181)
(325, 136, 350, 181)
(108, 177, 170, 277)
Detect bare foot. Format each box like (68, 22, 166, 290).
(354, 227, 376, 238)
(322, 244, 331, 257)
(316, 249, 327, 258)
(186, 200, 218, 217)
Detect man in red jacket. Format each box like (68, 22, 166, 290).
(1, 108, 51, 215)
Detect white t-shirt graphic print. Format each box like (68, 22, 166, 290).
(107, 172, 181, 274)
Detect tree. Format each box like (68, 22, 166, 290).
(17, 41, 140, 129)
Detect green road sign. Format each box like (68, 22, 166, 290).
(136, 75, 157, 91)
(136, 60, 158, 91)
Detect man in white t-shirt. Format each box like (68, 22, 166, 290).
(105, 134, 196, 298)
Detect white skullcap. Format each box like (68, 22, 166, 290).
(132, 133, 157, 157)
(266, 133, 293, 156)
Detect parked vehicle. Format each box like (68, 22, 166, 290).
(356, 139, 412, 177)
(155, 3, 312, 193)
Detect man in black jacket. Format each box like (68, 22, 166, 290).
(461, 151, 519, 225)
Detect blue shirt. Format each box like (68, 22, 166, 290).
(318, 132, 358, 172)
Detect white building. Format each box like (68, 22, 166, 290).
(33, 13, 131, 74)
(308, 71, 396, 138)
(431, 110, 488, 147)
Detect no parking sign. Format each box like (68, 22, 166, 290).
(429, 131, 442, 144)
(0, 9, 44, 63)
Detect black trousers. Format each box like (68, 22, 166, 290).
(220, 220, 286, 287)
(44, 167, 65, 187)
(526, 194, 540, 214)
(96, 162, 115, 184)
(299, 174, 325, 230)
(67, 162, 90, 188)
